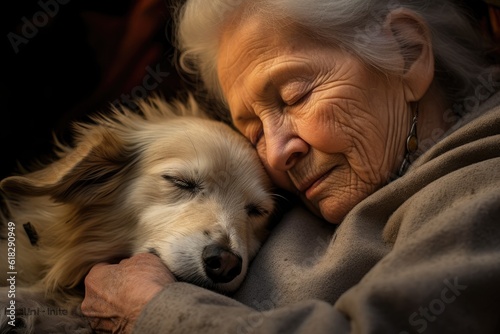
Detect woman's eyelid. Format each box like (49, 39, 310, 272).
(234, 115, 262, 147)
(279, 79, 310, 105)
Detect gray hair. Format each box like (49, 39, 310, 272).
(175, 0, 497, 115)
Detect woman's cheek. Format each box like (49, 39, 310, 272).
(298, 100, 353, 154)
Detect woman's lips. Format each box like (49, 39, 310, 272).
(300, 167, 337, 199)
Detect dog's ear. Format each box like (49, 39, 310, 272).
(0, 128, 137, 205)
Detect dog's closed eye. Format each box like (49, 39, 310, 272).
(162, 175, 202, 194)
(245, 203, 268, 217)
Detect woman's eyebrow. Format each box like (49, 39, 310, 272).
(268, 61, 315, 87)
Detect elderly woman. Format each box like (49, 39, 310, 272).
(82, 0, 500, 333)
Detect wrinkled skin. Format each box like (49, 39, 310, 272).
(217, 11, 440, 223)
(82, 254, 175, 333)
(81, 8, 452, 333)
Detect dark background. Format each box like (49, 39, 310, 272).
(1, 0, 499, 179)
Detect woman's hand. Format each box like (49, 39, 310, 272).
(81, 253, 176, 333)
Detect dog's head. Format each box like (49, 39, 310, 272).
(127, 114, 275, 292)
(1, 95, 276, 293)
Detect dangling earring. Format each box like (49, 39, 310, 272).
(398, 103, 419, 176)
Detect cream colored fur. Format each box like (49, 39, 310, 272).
(0, 95, 275, 333)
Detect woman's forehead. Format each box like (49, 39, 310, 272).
(217, 16, 320, 88)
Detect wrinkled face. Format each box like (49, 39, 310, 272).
(218, 16, 411, 223)
(128, 118, 275, 292)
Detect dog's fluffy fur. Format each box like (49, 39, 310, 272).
(0, 95, 275, 333)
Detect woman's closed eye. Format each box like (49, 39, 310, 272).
(279, 79, 312, 106)
(252, 127, 264, 147)
(237, 118, 264, 147)
(281, 88, 313, 108)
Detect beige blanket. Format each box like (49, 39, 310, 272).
(135, 91, 500, 333)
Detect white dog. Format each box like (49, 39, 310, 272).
(0, 95, 276, 333)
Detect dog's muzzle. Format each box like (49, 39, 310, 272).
(202, 245, 242, 283)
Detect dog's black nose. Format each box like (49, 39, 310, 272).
(202, 245, 242, 283)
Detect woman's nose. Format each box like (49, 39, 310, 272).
(263, 122, 308, 172)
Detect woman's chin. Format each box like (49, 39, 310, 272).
(301, 196, 344, 224)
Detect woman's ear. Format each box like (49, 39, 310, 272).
(384, 8, 435, 102)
